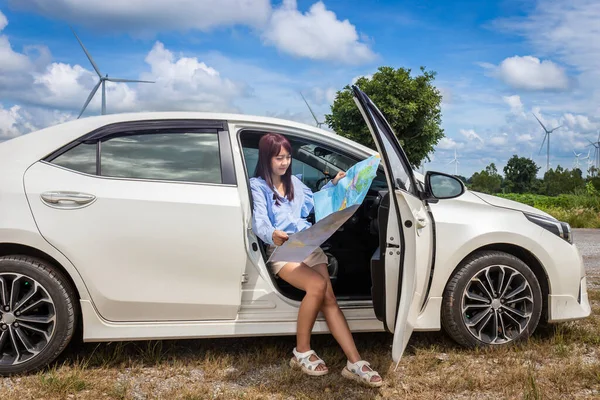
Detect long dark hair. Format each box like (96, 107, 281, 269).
(254, 133, 294, 204)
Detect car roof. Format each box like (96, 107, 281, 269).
(0, 111, 377, 165)
(0, 111, 429, 182)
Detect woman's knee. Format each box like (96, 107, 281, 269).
(306, 274, 327, 298)
(323, 288, 337, 307)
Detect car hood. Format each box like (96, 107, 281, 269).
(469, 191, 555, 219)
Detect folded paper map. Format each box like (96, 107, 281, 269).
(313, 154, 381, 222)
(268, 154, 381, 263)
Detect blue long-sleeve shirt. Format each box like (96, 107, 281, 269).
(249, 175, 334, 245)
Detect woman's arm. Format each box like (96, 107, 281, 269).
(320, 171, 347, 192)
(300, 179, 315, 218)
(249, 179, 276, 245)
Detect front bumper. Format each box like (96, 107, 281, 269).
(548, 276, 591, 322)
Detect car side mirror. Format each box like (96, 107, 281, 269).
(422, 171, 465, 202)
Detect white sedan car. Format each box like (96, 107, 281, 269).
(0, 87, 591, 375)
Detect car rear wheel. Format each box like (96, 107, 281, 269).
(0, 256, 77, 376)
(441, 250, 542, 348)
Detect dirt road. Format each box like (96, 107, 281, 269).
(573, 228, 600, 278)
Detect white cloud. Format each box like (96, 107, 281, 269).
(489, 56, 569, 91)
(492, 0, 600, 76)
(263, 0, 375, 64)
(9, 0, 272, 34)
(0, 105, 23, 140)
(136, 42, 245, 112)
(352, 74, 373, 84)
(438, 86, 453, 105)
(437, 137, 463, 150)
(459, 128, 484, 143)
(563, 113, 595, 131)
(490, 134, 508, 146)
(0, 12, 246, 117)
(490, 0, 600, 116)
(517, 133, 534, 143)
(503, 95, 524, 115)
(10, 0, 374, 65)
(311, 86, 337, 105)
(0, 10, 32, 74)
(0, 9, 7, 31)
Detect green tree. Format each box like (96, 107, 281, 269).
(588, 175, 600, 192)
(325, 66, 444, 167)
(471, 163, 502, 194)
(455, 175, 468, 184)
(503, 155, 540, 193)
(543, 166, 586, 196)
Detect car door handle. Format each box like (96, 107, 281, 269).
(40, 191, 96, 208)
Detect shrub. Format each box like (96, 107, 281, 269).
(496, 193, 600, 212)
(494, 193, 600, 228)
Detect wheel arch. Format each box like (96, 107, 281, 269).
(0, 243, 83, 303)
(450, 243, 550, 323)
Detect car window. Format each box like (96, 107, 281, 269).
(51, 142, 97, 175)
(50, 132, 223, 184)
(100, 132, 222, 183)
(242, 146, 326, 192)
(241, 132, 388, 193)
(290, 156, 326, 192)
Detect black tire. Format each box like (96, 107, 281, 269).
(0, 256, 77, 376)
(441, 250, 542, 348)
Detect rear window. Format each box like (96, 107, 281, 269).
(49, 131, 222, 184)
(51, 142, 96, 175)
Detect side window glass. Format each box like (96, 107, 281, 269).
(241, 141, 325, 191)
(243, 147, 259, 177)
(290, 158, 325, 192)
(101, 132, 222, 184)
(240, 132, 385, 193)
(51, 142, 97, 175)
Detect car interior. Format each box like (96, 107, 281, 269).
(239, 130, 392, 305)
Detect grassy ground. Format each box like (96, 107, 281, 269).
(1, 280, 599, 400)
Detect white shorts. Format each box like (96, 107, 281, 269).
(265, 245, 328, 276)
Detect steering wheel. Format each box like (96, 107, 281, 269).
(316, 174, 332, 190)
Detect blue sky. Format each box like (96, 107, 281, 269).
(1, 0, 599, 178)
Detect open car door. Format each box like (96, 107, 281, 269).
(352, 86, 434, 364)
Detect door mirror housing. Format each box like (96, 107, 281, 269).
(422, 171, 465, 201)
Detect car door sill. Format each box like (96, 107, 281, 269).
(338, 300, 373, 309)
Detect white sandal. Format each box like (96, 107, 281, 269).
(341, 360, 383, 387)
(289, 348, 329, 376)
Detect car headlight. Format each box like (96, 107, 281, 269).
(524, 213, 573, 244)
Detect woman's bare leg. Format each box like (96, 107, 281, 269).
(313, 264, 382, 383)
(277, 262, 328, 371)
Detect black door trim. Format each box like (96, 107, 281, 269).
(43, 119, 236, 185)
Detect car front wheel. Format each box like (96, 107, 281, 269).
(0, 256, 77, 376)
(441, 250, 542, 348)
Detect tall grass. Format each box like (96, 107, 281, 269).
(496, 193, 600, 228)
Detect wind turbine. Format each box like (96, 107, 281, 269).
(573, 150, 582, 170)
(300, 92, 325, 128)
(582, 150, 592, 176)
(533, 113, 562, 173)
(447, 149, 459, 176)
(71, 27, 155, 118)
(587, 131, 600, 173)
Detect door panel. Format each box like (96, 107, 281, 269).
(352, 86, 434, 363)
(390, 191, 433, 361)
(24, 162, 246, 322)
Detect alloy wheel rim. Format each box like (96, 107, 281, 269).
(461, 265, 534, 344)
(0, 273, 56, 365)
